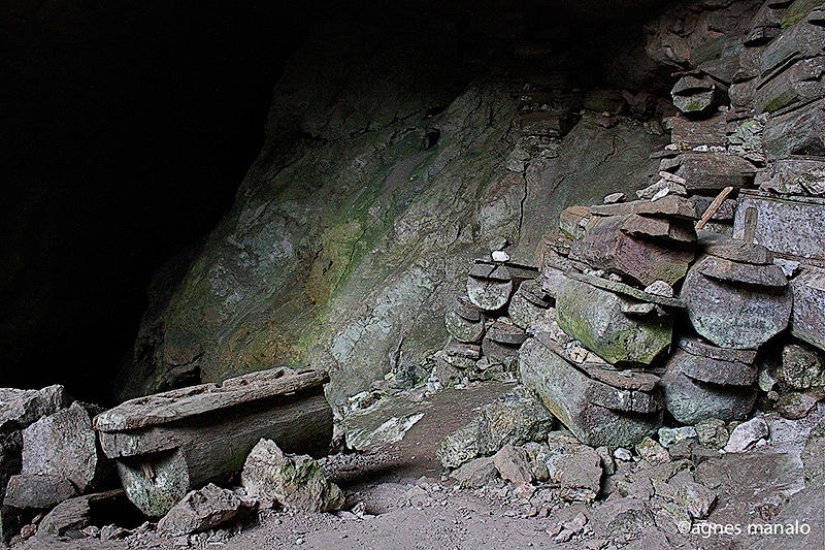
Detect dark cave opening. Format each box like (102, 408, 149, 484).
(0, 0, 673, 406)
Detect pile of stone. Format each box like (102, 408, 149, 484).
(0, 385, 111, 545)
(434, 259, 541, 386)
(0, 368, 341, 546)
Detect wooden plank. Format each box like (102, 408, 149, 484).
(695, 186, 735, 231)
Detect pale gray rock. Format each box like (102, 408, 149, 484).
(157, 484, 244, 537)
(724, 417, 769, 453)
(241, 439, 344, 512)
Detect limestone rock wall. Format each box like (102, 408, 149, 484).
(119, 9, 669, 405)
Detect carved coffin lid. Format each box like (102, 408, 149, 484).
(94, 368, 328, 433)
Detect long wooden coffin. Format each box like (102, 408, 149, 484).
(94, 368, 332, 517)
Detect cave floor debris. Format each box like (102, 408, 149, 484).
(15, 383, 825, 550)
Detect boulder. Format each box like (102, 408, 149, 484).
(450, 457, 499, 489)
(493, 445, 533, 485)
(3, 474, 77, 510)
(20, 402, 99, 496)
(790, 265, 825, 351)
(240, 439, 344, 512)
(436, 387, 554, 469)
(157, 484, 245, 537)
(37, 490, 124, 539)
(444, 311, 485, 343)
(0, 386, 71, 433)
(756, 56, 825, 114)
(519, 337, 662, 448)
(543, 432, 602, 503)
(694, 418, 729, 449)
(556, 275, 674, 367)
(671, 75, 718, 114)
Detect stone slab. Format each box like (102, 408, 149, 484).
(671, 76, 717, 114)
(576, 363, 661, 393)
(454, 295, 483, 322)
(668, 152, 757, 192)
(570, 215, 694, 287)
(590, 195, 698, 220)
(681, 264, 792, 350)
(756, 157, 825, 196)
(734, 191, 825, 262)
(95, 368, 328, 432)
(698, 231, 774, 265)
(664, 113, 727, 146)
(519, 337, 662, 448)
(486, 321, 528, 345)
(696, 255, 788, 287)
(556, 275, 673, 367)
(760, 20, 825, 79)
(565, 270, 684, 309)
(619, 214, 696, 244)
(559, 205, 591, 240)
(790, 264, 825, 350)
(3, 474, 77, 510)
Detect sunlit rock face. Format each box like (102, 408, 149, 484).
(118, 1, 670, 405)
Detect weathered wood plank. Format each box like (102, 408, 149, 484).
(94, 368, 328, 432)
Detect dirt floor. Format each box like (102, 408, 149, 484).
(13, 382, 825, 550)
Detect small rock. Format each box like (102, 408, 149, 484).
(493, 445, 533, 485)
(157, 484, 243, 537)
(595, 446, 615, 476)
(694, 418, 730, 450)
(37, 490, 123, 539)
(492, 250, 510, 262)
(635, 437, 670, 464)
(554, 511, 588, 543)
(636, 180, 687, 200)
(657, 426, 697, 448)
(80, 525, 100, 538)
(774, 258, 800, 278)
(775, 390, 824, 420)
(241, 439, 344, 512)
(19, 524, 35, 540)
(643, 280, 674, 298)
(100, 524, 129, 541)
(603, 193, 626, 204)
(724, 417, 769, 453)
(613, 448, 633, 462)
(758, 365, 777, 393)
